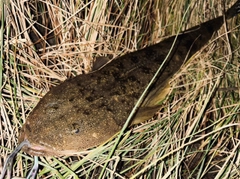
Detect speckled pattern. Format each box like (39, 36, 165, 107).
(19, 1, 240, 156)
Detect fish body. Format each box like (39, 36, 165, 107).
(19, 1, 240, 156)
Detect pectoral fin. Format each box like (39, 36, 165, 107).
(131, 105, 161, 125)
(131, 79, 171, 125)
(142, 79, 171, 107)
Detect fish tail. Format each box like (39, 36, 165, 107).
(226, 0, 240, 19)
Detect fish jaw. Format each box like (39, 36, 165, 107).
(18, 122, 57, 156)
(19, 123, 83, 156)
(21, 142, 53, 156)
(18, 109, 122, 156)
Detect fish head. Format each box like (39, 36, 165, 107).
(18, 78, 123, 156)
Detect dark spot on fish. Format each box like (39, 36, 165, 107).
(83, 109, 90, 115)
(73, 105, 79, 110)
(130, 56, 139, 63)
(140, 66, 152, 74)
(145, 48, 155, 57)
(69, 97, 75, 102)
(132, 92, 140, 99)
(78, 89, 85, 96)
(103, 70, 110, 75)
(117, 62, 124, 69)
(86, 96, 94, 102)
(97, 102, 107, 108)
(25, 123, 31, 133)
(128, 75, 137, 82)
(106, 107, 113, 112)
(97, 76, 102, 83)
(110, 90, 120, 96)
(120, 99, 127, 104)
(59, 115, 65, 120)
(76, 81, 82, 87)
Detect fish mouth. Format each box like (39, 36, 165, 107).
(21, 143, 85, 156)
(18, 125, 52, 156)
(19, 136, 57, 156)
(19, 130, 83, 156)
(18, 124, 81, 156)
(22, 143, 49, 156)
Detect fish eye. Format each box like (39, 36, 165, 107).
(71, 123, 81, 134)
(73, 129, 79, 134)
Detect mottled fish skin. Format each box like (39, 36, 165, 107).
(19, 1, 240, 156)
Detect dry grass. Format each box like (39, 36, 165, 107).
(0, 0, 240, 178)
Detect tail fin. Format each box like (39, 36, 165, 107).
(226, 0, 240, 19)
